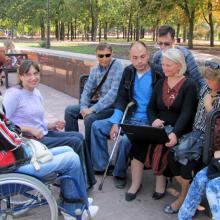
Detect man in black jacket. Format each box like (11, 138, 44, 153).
(90, 41, 162, 189)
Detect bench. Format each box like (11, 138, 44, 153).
(3, 53, 28, 88)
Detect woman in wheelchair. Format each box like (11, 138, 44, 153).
(178, 58, 220, 220)
(2, 59, 96, 189)
(0, 93, 98, 218)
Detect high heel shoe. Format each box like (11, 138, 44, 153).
(152, 179, 168, 200)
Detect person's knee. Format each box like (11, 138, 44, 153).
(84, 114, 96, 128)
(65, 105, 79, 118)
(67, 151, 81, 168)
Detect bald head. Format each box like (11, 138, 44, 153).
(129, 41, 150, 73)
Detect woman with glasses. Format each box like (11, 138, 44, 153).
(2, 60, 96, 189)
(178, 59, 220, 220)
(164, 59, 220, 215)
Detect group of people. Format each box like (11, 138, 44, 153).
(1, 25, 220, 220)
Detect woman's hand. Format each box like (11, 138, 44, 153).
(152, 119, 165, 128)
(110, 124, 119, 140)
(165, 132, 177, 147)
(48, 120, 65, 131)
(30, 128, 44, 139)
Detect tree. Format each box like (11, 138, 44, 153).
(176, 0, 201, 48)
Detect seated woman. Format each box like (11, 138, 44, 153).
(125, 48, 198, 201)
(0, 101, 98, 220)
(178, 59, 220, 220)
(165, 58, 220, 214)
(2, 60, 96, 188)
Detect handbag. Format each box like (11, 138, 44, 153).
(22, 138, 53, 171)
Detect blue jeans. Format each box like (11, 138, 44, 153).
(90, 117, 148, 178)
(64, 104, 113, 151)
(178, 167, 220, 220)
(17, 146, 88, 216)
(40, 130, 96, 189)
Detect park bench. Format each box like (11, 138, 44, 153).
(3, 53, 28, 88)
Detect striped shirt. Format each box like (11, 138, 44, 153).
(193, 85, 220, 132)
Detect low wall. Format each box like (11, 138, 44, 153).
(0, 46, 129, 98)
(0, 46, 214, 98)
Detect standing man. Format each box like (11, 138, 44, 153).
(90, 41, 162, 188)
(152, 25, 205, 89)
(64, 43, 123, 151)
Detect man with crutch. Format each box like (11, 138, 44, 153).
(90, 41, 163, 191)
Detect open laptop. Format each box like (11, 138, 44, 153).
(120, 124, 169, 144)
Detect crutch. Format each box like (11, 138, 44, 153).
(98, 101, 135, 191)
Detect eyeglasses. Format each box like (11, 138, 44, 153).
(205, 61, 220, 70)
(157, 42, 171, 47)
(97, 54, 112, 58)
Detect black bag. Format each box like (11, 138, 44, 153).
(207, 158, 220, 180)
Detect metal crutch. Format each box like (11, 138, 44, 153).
(98, 101, 135, 191)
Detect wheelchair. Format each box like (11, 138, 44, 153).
(0, 172, 90, 220)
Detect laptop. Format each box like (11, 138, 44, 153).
(120, 124, 169, 144)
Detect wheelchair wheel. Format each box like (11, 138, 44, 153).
(0, 173, 58, 220)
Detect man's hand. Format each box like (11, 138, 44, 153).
(165, 132, 177, 147)
(30, 128, 44, 139)
(54, 120, 65, 130)
(110, 124, 119, 140)
(80, 108, 93, 118)
(152, 119, 165, 128)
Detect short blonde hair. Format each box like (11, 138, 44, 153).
(162, 48, 186, 75)
(203, 58, 220, 81)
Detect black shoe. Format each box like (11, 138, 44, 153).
(125, 185, 142, 201)
(152, 191, 166, 200)
(0, 79, 3, 86)
(114, 177, 126, 189)
(152, 179, 168, 200)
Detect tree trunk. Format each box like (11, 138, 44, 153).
(40, 20, 46, 40)
(98, 21, 101, 42)
(60, 21, 65, 41)
(208, 0, 214, 47)
(90, 0, 98, 42)
(104, 22, 107, 40)
(176, 23, 180, 39)
(135, 15, 139, 41)
(116, 26, 119, 39)
(55, 19, 59, 40)
(183, 24, 187, 42)
(67, 23, 70, 40)
(188, 13, 194, 49)
(70, 21, 73, 41)
(74, 18, 77, 39)
(127, 11, 132, 42)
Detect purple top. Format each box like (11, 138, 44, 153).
(3, 86, 48, 135)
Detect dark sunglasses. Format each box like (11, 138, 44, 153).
(205, 61, 220, 70)
(157, 42, 171, 47)
(97, 53, 112, 58)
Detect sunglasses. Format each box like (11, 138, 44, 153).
(97, 53, 112, 58)
(205, 61, 220, 70)
(157, 42, 171, 47)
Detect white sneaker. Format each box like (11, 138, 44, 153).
(88, 197, 93, 206)
(82, 205, 99, 220)
(61, 211, 77, 220)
